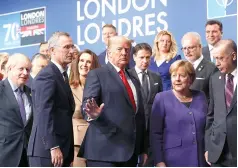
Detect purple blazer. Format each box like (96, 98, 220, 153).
(150, 90, 208, 167)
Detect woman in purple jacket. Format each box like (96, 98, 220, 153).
(150, 60, 208, 167)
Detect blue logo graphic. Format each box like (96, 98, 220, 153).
(207, 0, 237, 19)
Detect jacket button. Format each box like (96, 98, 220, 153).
(189, 112, 192, 115)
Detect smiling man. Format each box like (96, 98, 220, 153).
(202, 20, 223, 62)
(27, 32, 75, 167)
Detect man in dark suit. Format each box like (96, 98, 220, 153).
(0, 53, 33, 166)
(27, 32, 75, 167)
(205, 39, 237, 167)
(79, 36, 147, 167)
(98, 24, 135, 69)
(128, 43, 163, 166)
(26, 53, 49, 88)
(182, 32, 216, 100)
(202, 20, 223, 62)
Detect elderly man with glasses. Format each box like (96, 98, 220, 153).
(181, 32, 216, 101)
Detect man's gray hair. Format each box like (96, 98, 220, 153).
(181, 32, 202, 45)
(48, 31, 70, 49)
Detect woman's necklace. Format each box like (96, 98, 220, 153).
(173, 90, 192, 102)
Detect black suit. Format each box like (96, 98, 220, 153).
(190, 58, 216, 101)
(0, 79, 33, 166)
(128, 68, 162, 166)
(202, 46, 211, 62)
(205, 71, 237, 166)
(27, 62, 75, 166)
(78, 63, 146, 166)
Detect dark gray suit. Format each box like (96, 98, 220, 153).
(0, 79, 33, 166)
(128, 68, 163, 166)
(205, 71, 237, 166)
(190, 58, 216, 101)
(202, 46, 211, 62)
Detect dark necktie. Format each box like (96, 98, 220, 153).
(63, 71, 69, 84)
(142, 71, 149, 100)
(15, 88, 26, 124)
(225, 74, 234, 108)
(119, 70, 136, 111)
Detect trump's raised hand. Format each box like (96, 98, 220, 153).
(84, 98, 104, 119)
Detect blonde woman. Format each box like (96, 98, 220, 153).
(69, 49, 100, 167)
(149, 30, 181, 90)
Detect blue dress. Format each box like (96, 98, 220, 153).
(149, 54, 181, 91)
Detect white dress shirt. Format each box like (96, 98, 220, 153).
(134, 66, 150, 91)
(192, 55, 204, 70)
(208, 44, 215, 62)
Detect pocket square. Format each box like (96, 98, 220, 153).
(196, 77, 205, 80)
(154, 83, 159, 85)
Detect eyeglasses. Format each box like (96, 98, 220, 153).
(181, 45, 198, 51)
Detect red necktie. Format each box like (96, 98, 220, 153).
(119, 70, 136, 111)
(225, 73, 234, 109)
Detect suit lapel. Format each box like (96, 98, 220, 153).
(3, 79, 24, 125)
(147, 71, 155, 103)
(216, 73, 227, 114)
(195, 58, 205, 74)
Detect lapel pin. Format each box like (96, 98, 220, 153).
(219, 76, 221, 79)
(198, 68, 201, 71)
(166, 61, 169, 63)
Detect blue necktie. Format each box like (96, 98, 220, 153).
(15, 88, 26, 124)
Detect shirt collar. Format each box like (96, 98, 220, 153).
(51, 60, 66, 74)
(134, 66, 148, 74)
(8, 78, 23, 92)
(208, 44, 214, 51)
(192, 55, 204, 69)
(109, 61, 124, 73)
(227, 68, 237, 78)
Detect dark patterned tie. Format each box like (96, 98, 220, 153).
(63, 71, 69, 84)
(15, 88, 26, 124)
(142, 71, 149, 100)
(119, 70, 136, 111)
(225, 74, 234, 108)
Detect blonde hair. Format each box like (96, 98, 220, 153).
(169, 60, 196, 83)
(152, 30, 178, 61)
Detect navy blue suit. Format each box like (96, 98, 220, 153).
(27, 62, 75, 166)
(98, 47, 135, 69)
(78, 63, 146, 166)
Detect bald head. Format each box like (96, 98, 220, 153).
(107, 36, 132, 69)
(6, 53, 32, 87)
(212, 39, 237, 74)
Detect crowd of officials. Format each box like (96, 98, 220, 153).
(0, 19, 236, 167)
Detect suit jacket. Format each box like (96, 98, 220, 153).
(71, 85, 89, 146)
(27, 62, 75, 162)
(128, 68, 163, 129)
(205, 71, 237, 164)
(0, 79, 33, 166)
(150, 90, 208, 167)
(98, 47, 135, 69)
(202, 46, 211, 62)
(78, 62, 146, 162)
(190, 58, 216, 101)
